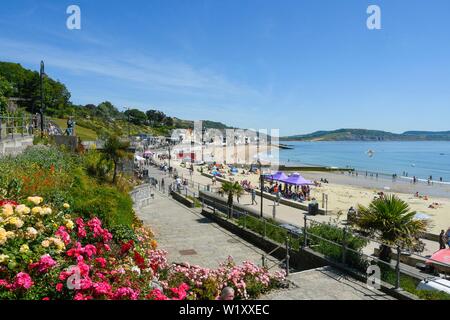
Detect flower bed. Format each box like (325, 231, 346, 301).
(0, 197, 285, 300)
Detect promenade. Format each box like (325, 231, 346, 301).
(143, 159, 441, 283)
(136, 168, 394, 299)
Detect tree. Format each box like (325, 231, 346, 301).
(102, 135, 132, 183)
(96, 101, 120, 120)
(0, 75, 12, 113)
(220, 181, 244, 218)
(146, 109, 166, 125)
(124, 108, 147, 125)
(163, 116, 174, 127)
(355, 195, 428, 262)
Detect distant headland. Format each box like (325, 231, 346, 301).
(281, 129, 450, 141)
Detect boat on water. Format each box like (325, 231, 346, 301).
(277, 144, 294, 150)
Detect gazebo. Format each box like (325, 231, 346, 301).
(279, 173, 313, 186)
(263, 171, 288, 182)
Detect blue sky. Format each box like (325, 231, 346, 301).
(0, 0, 449, 135)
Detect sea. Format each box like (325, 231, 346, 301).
(279, 141, 450, 183)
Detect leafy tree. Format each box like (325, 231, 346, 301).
(163, 116, 174, 127)
(0, 75, 12, 113)
(96, 101, 120, 120)
(146, 109, 166, 125)
(124, 108, 147, 125)
(0, 62, 71, 116)
(355, 195, 428, 262)
(102, 135, 132, 183)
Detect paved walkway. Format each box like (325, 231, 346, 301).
(136, 166, 397, 300)
(136, 188, 281, 269)
(145, 162, 438, 280)
(261, 266, 395, 300)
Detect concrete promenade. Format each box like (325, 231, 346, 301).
(137, 166, 396, 299)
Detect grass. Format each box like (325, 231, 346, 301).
(51, 118, 98, 141)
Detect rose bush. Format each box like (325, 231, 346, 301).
(0, 198, 285, 300)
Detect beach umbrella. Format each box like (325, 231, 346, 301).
(426, 249, 450, 267)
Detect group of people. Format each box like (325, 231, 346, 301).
(263, 182, 312, 203)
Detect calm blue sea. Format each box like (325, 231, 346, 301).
(279, 141, 450, 182)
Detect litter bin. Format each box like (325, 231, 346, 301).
(308, 202, 319, 215)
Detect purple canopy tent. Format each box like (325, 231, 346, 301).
(279, 173, 313, 186)
(263, 171, 288, 182)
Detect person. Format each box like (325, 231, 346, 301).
(439, 230, 447, 250)
(161, 178, 165, 191)
(216, 287, 235, 300)
(251, 188, 257, 205)
(347, 206, 357, 225)
(447, 228, 450, 248)
(275, 190, 281, 206)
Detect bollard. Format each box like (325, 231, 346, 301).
(262, 255, 266, 268)
(285, 237, 290, 276)
(303, 215, 308, 248)
(396, 246, 401, 289)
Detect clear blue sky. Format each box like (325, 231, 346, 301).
(1, 0, 449, 135)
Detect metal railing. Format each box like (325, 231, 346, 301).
(0, 115, 32, 140)
(198, 194, 450, 296)
(302, 216, 450, 294)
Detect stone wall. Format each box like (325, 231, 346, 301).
(0, 136, 34, 157)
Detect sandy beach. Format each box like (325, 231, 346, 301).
(159, 143, 450, 235)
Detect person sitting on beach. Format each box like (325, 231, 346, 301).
(414, 192, 419, 198)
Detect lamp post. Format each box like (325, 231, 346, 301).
(258, 159, 263, 218)
(165, 137, 172, 169)
(39, 61, 46, 135)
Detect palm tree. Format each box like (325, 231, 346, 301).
(102, 135, 132, 183)
(355, 195, 428, 262)
(220, 181, 244, 218)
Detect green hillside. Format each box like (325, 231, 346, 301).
(0, 61, 231, 140)
(282, 129, 450, 141)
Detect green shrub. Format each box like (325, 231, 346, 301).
(308, 222, 369, 271)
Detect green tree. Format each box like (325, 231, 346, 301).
(102, 135, 132, 183)
(96, 101, 120, 120)
(163, 116, 174, 127)
(220, 181, 244, 217)
(0, 75, 12, 113)
(124, 108, 147, 125)
(355, 195, 428, 262)
(146, 109, 166, 125)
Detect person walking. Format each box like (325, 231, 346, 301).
(251, 188, 257, 205)
(161, 178, 165, 192)
(439, 230, 447, 250)
(275, 190, 281, 206)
